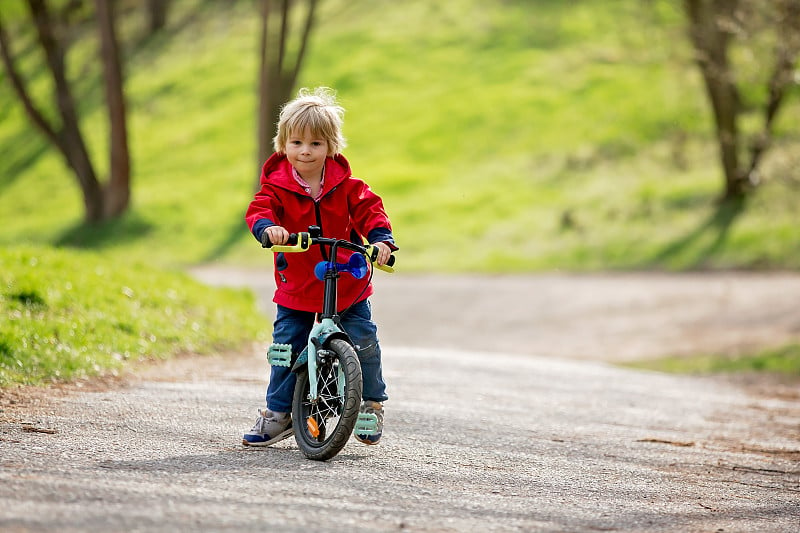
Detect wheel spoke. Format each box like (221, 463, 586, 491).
(293, 339, 362, 460)
(301, 361, 344, 439)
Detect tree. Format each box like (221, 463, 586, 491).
(95, 0, 130, 219)
(145, 0, 170, 34)
(256, 0, 319, 188)
(0, 0, 131, 223)
(683, 0, 800, 200)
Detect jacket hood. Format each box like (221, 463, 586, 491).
(260, 152, 353, 195)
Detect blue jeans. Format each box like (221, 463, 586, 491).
(265, 300, 388, 413)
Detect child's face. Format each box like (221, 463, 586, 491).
(285, 128, 329, 181)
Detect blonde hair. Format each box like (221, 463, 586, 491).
(273, 87, 347, 156)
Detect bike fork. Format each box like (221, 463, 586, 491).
(305, 317, 341, 401)
(265, 317, 343, 401)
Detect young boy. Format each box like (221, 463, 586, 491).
(243, 87, 397, 447)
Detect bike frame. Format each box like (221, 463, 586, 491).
(265, 227, 394, 402)
(307, 242, 346, 403)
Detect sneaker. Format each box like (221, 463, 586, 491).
(354, 401, 383, 445)
(242, 409, 293, 447)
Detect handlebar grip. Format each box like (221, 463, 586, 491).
(262, 231, 309, 252)
(375, 262, 395, 273)
(365, 245, 396, 273)
(261, 231, 299, 248)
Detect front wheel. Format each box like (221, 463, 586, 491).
(293, 338, 362, 461)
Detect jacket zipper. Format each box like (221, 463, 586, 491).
(314, 184, 339, 261)
(314, 199, 330, 261)
(278, 195, 324, 284)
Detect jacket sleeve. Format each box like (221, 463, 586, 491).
(348, 179, 398, 251)
(245, 179, 282, 242)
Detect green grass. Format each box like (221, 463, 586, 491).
(1, 0, 799, 383)
(625, 344, 800, 377)
(1, 0, 798, 272)
(0, 246, 268, 386)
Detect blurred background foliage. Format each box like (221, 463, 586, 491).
(1, 0, 798, 272)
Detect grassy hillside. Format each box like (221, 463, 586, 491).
(0, 246, 267, 386)
(1, 0, 799, 273)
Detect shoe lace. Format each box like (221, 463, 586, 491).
(251, 409, 269, 432)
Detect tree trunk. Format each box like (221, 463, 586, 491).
(684, 0, 748, 200)
(95, 0, 131, 219)
(257, 0, 275, 171)
(255, 0, 318, 190)
(2, 0, 134, 224)
(745, 0, 800, 184)
(28, 0, 105, 222)
(146, 0, 169, 33)
(683, 0, 800, 201)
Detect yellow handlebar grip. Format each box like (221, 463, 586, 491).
(364, 245, 395, 273)
(269, 232, 312, 253)
(374, 263, 395, 274)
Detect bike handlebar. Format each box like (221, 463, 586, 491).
(262, 230, 395, 273)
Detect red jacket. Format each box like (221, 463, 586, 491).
(245, 153, 396, 313)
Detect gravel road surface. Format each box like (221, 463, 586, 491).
(1, 269, 799, 532)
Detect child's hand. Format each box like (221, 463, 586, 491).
(372, 241, 392, 266)
(264, 226, 290, 245)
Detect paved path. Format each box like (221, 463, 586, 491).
(1, 270, 799, 532)
(193, 268, 800, 362)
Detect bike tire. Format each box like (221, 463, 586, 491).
(292, 338, 362, 461)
